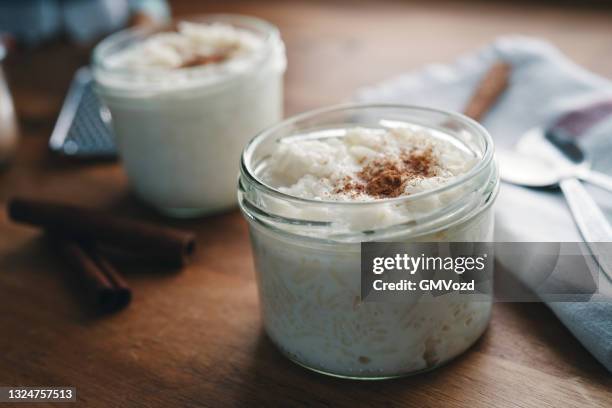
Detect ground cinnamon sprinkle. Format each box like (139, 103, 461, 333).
(401, 148, 436, 177)
(334, 176, 366, 198)
(335, 148, 437, 199)
(180, 54, 227, 68)
(179, 45, 239, 68)
(361, 163, 404, 197)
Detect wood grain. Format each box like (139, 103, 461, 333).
(1, 1, 611, 406)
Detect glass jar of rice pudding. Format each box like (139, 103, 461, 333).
(93, 14, 286, 217)
(238, 104, 499, 379)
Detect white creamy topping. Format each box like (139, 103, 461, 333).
(106, 21, 263, 70)
(261, 127, 477, 201)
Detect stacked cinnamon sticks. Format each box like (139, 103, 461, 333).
(8, 197, 196, 313)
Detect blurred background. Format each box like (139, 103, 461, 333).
(2, 0, 612, 136)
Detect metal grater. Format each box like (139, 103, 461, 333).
(49, 67, 117, 159)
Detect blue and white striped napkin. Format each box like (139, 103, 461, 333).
(355, 36, 612, 372)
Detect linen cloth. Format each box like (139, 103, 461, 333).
(355, 36, 612, 372)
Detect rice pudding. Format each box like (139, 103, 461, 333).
(93, 15, 286, 217)
(239, 105, 498, 378)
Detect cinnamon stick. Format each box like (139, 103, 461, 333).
(463, 61, 512, 122)
(9, 198, 196, 267)
(55, 240, 131, 313)
(86, 244, 132, 310)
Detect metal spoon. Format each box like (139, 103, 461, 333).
(499, 126, 612, 283)
(498, 127, 612, 192)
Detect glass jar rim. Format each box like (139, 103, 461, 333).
(240, 103, 495, 207)
(92, 13, 281, 91)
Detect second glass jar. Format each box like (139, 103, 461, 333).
(93, 14, 286, 217)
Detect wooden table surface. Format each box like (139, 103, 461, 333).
(1, 1, 611, 406)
